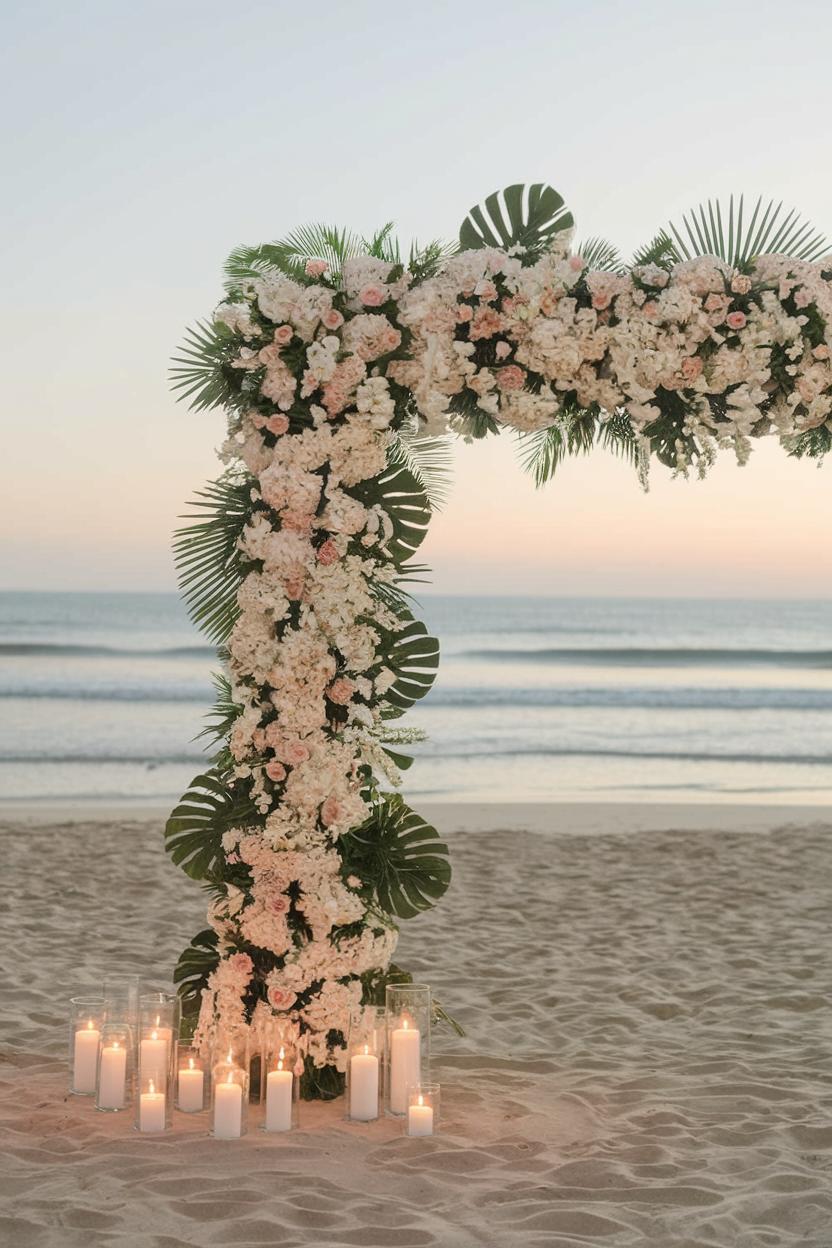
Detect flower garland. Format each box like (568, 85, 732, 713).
(171, 191, 831, 1099)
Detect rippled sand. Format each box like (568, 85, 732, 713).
(1, 810, 830, 1247)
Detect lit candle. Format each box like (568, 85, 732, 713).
(265, 1050, 293, 1132)
(177, 1057, 204, 1113)
(349, 1044, 379, 1121)
(407, 1093, 434, 1137)
(214, 1071, 243, 1139)
(73, 1019, 100, 1093)
(139, 1026, 169, 1088)
(389, 1016, 420, 1114)
(139, 1079, 166, 1132)
(97, 1040, 127, 1109)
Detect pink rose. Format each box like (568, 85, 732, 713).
(322, 308, 344, 330)
(496, 365, 526, 391)
(305, 259, 328, 277)
(680, 356, 703, 382)
(475, 280, 498, 302)
(641, 301, 658, 320)
(320, 795, 344, 827)
(730, 274, 752, 295)
(273, 325, 293, 345)
(266, 761, 287, 783)
(704, 293, 729, 317)
(591, 293, 611, 311)
(495, 341, 511, 360)
(794, 288, 812, 309)
(267, 894, 288, 914)
(328, 677, 356, 705)
(469, 308, 503, 340)
(569, 255, 585, 272)
(456, 303, 473, 323)
(317, 539, 340, 565)
(252, 728, 267, 752)
(268, 987, 294, 1010)
(726, 311, 747, 331)
(812, 345, 830, 360)
(278, 739, 311, 766)
(265, 414, 290, 436)
(359, 285, 385, 306)
(225, 852, 240, 865)
(229, 952, 253, 978)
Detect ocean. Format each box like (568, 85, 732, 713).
(1, 591, 830, 806)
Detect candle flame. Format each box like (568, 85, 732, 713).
(188, 1057, 195, 1070)
(86, 1019, 94, 1030)
(363, 1043, 369, 1056)
(226, 1071, 233, 1085)
(277, 1059, 284, 1071)
(155, 1014, 160, 1027)
(403, 1018, 409, 1030)
(279, 1046, 285, 1060)
(226, 1049, 233, 1064)
(151, 1029, 158, 1041)
(418, 1093, 424, 1106)
(113, 1041, 120, 1050)
(149, 1079, 156, 1095)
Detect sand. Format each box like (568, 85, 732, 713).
(1, 806, 830, 1248)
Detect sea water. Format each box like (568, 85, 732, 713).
(1, 591, 830, 806)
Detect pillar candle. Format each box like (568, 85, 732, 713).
(177, 1058, 204, 1112)
(214, 1075, 243, 1139)
(349, 1047, 379, 1121)
(73, 1020, 100, 1093)
(139, 1029, 169, 1087)
(265, 1063, 293, 1132)
(97, 1041, 127, 1109)
(407, 1095, 434, 1137)
(389, 1017, 420, 1114)
(139, 1082, 166, 1132)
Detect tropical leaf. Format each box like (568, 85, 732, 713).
(631, 229, 677, 269)
(667, 195, 830, 266)
(341, 794, 451, 920)
(174, 928, 220, 1027)
(350, 460, 432, 566)
(170, 319, 242, 412)
(165, 769, 257, 882)
(577, 236, 623, 272)
(459, 183, 574, 254)
(388, 426, 454, 511)
(197, 672, 242, 748)
(517, 408, 638, 486)
(379, 614, 440, 717)
(224, 223, 364, 286)
(173, 473, 252, 645)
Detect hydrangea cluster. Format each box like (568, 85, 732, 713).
(184, 231, 832, 1088)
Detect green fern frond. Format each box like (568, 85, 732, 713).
(173, 473, 252, 644)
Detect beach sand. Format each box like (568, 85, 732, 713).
(1, 805, 830, 1247)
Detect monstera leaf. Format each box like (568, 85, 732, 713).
(165, 769, 257, 881)
(342, 795, 451, 920)
(350, 460, 433, 567)
(374, 613, 439, 719)
(459, 183, 573, 253)
(174, 928, 220, 1026)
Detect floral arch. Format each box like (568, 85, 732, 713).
(167, 182, 831, 1098)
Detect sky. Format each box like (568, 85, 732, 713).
(2, 0, 831, 597)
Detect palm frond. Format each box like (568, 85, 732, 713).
(408, 237, 458, 280)
(516, 408, 639, 486)
(667, 195, 830, 265)
(577, 236, 623, 272)
(197, 672, 242, 747)
(170, 319, 242, 412)
(224, 223, 365, 287)
(173, 473, 252, 644)
(388, 423, 454, 511)
(362, 222, 400, 263)
(599, 410, 639, 464)
(631, 229, 678, 269)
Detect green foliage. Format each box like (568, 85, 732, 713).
(174, 928, 220, 1031)
(341, 794, 451, 920)
(516, 409, 638, 486)
(388, 425, 455, 511)
(350, 459, 433, 567)
(379, 614, 440, 717)
(165, 769, 258, 882)
(299, 1054, 345, 1101)
(459, 183, 574, 255)
(173, 473, 252, 645)
(667, 195, 830, 265)
(170, 319, 242, 412)
(577, 236, 623, 272)
(788, 425, 832, 460)
(631, 229, 677, 269)
(198, 672, 242, 750)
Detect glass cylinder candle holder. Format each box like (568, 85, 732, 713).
(176, 1043, 208, 1114)
(385, 984, 431, 1116)
(139, 992, 178, 1091)
(69, 996, 105, 1095)
(211, 1047, 249, 1139)
(345, 1006, 385, 1122)
(95, 1022, 133, 1112)
(406, 1083, 440, 1137)
(135, 1067, 172, 1133)
(261, 1045, 298, 1133)
(103, 974, 140, 1040)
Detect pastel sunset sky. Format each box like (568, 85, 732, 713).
(3, 0, 830, 597)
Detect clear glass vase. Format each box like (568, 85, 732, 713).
(385, 984, 431, 1116)
(95, 1021, 133, 1112)
(135, 1066, 173, 1133)
(176, 1043, 208, 1113)
(406, 1082, 440, 1136)
(345, 1005, 385, 1122)
(211, 1048, 249, 1139)
(138, 992, 178, 1091)
(68, 996, 105, 1095)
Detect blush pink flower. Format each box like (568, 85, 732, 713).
(794, 288, 812, 309)
(320, 795, 345, 827)
(328, 677, 356, 705)
(265, 414, 290, 436)
(475, 280, 498, 302)
(495, 341, 511, 360)
(726, 311, 747, 331)
(265, 760, 287, 783)
(569, 255, 585, 272)
(273, 325, 293, 345)
(591, 293, 611, 311)
(322, 308, 344, 330)
(252, 728, 267, 752)
(812, 345, 830, 360)
(680, 356, 703, 382)
(730, 274, 752, 295)
(469, 308, 503, 340)
(641, 301, 658, 320)
(268, 987, 295, 1010)
(277, 739, 311, 766)
(456, 303, 473, 323)
(267, 894, 289, 914)
(229, 952, 253, 978)
(317, 539, 340, 565)
(284, 575, 306, 601)
(496, 365, 526, 391)
(359, 285, 385, 307)
(305, 259, 328, 277)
